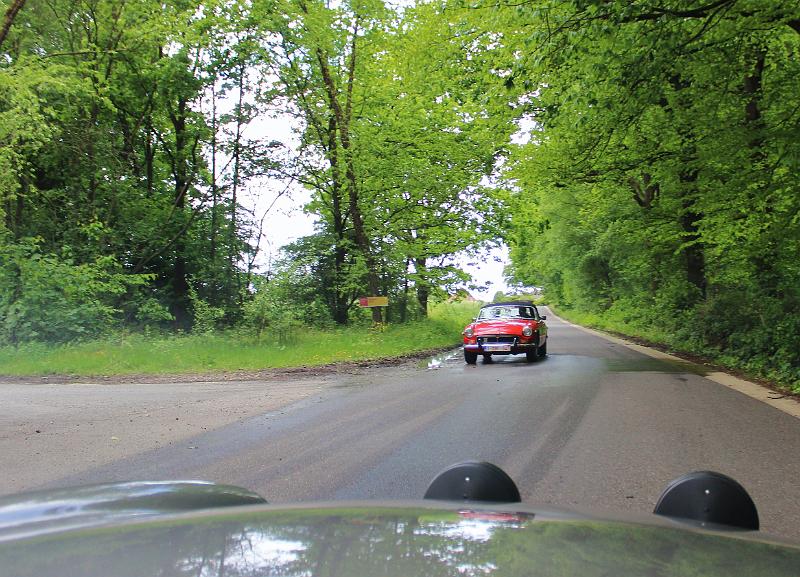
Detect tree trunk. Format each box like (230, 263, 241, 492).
(88, 103, 99, 205)
(742, 48, 778, 293)
(229, 62, 245, 303)
(400, 259, 409, 322)
(668, 74, 707, 300)
(6, 174, 26, 238)
(315, 20, 382, 323)
(678, 186, 706, 298)
(168, 98, 191, 330)
(145, 117, 154, 197)
(327, 115, 350, 325)
(744, 50, 765, 133)
(415, 257, 429, 316)
(210, 83, 219, 262)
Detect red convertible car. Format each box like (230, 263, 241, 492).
(462, 300, 548, 364)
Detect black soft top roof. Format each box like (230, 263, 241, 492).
(481, 300, 536, 308)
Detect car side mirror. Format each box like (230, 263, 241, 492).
(540, 315, 547, 320)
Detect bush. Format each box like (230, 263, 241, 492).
(241, 275, 311, 344)
(0, 239, 150, 344)
(189, 286, 225, 335)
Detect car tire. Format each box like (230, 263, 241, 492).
(464, 350, 478, 364)
(482, 354, 492, 363)
(526, 348, 539, 362)
(539, 340, 547, 356)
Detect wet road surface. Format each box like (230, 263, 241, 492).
(3, 308, 800, 539)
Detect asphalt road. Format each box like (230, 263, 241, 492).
(2, 308, 800, 539)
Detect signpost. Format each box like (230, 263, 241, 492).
(358, 296, 389, 308)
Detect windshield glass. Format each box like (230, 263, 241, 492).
(477, 306, 535, 320)
(1, 0, 799, 551)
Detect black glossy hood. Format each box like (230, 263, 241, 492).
(0, 480, 266, 542)
(1, 501, 798, 577)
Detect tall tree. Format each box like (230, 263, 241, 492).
(497, 0, 800, 384)
(258, 0, 519, 322)
(0, 0, 269, 339)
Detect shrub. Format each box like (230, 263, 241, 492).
(0, 238, 150, 344)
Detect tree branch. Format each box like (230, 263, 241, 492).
(0, 0, 26, 51)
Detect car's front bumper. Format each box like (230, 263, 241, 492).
(463, 340, 538, 355)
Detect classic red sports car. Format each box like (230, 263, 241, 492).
(462, 300, 548, 364)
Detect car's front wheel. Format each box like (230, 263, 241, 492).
(538, 339, 547, 356)
(526, 347, 539, 362)
(464, 350, 478, 364)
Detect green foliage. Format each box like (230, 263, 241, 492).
(188, 285, 225, 335)
(0, 301, 476, 376)
(491, 291, 506, 303)
(240, 274, 313, 344)
(495, 0, 800, 390)
(259, 0, 520, 323)
(3, 0, 794, 396)
(0, 238, 151, 343)
(0, 0, 276, 337)
(1, 0, 517, 338)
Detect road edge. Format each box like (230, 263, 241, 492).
(546, 308, 800, 420)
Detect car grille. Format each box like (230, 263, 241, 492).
(477, 336, 517, 345)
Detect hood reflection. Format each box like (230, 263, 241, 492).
(181, 531, 308, 576)
(176, 511, 527, 577)
(1, 506, 798, 577)
(416, 511, 531, 543)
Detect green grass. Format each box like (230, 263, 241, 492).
(549, 306, 676, 345)
(0, 301, 481, 377)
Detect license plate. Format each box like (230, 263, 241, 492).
(484, 344, 511, 352)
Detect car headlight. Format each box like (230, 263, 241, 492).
(464, 327, 474, 338)
(522, 326, 533, 337)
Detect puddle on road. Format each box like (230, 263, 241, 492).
(420, 349, 709, 375)
(422, 349, 461, 370)
(604, 357, 709, 376)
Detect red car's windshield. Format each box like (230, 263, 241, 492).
(477, 306, 535, 320)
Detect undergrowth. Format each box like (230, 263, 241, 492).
(0, 301, 480, 377)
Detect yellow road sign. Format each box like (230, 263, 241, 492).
(358, 296, 389, 307)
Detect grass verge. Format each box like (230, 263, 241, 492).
(0, 301, 480, 377)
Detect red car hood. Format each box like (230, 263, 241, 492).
(472, 319, 534, 335)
